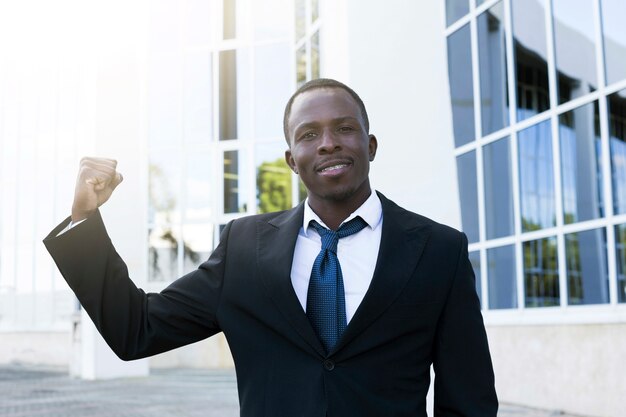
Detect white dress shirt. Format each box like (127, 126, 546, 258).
(290, 191, 383, 324)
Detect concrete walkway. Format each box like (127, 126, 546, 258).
(0, 364, 584, 417)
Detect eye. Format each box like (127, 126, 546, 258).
(337, 125, 355, 133)
(299, 131, 317, 141)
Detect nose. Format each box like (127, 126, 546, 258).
(317, 129, 341, 154)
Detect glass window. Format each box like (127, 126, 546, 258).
(609, 89, 626, 214)
(255, 43, 292, 139)
(223, 0, 236, 40)
(296, 44, 307, 87)
(446, 0, 469, 26)
(183, 51, 212, 143)
(295, 0, 306, 41)
(219, 49, 252, 141)
(523, 236, 559, 307)
(311, 0, 319, 23)
(601, 0, 626, 86)
(553, 0, 597, 104)
(252, 0, 291, 40)
(615, 223, 626, 303)
(477, 1, 510, 136)
(182, 224, 214, 273)
(469, 250, 482, 307)
(311, 30, 320, 79)
(149, 152, 181, 224)
(565, 228, 609, 305)
(487, 244, 517, 309)
(518, 120, 555, 231)
(256, 143, 292, 213)
(149, 226, 179, 282)
(484, 137, 514, 239)
(559, 101, 603, 224)
(447, 24, 476, 147)
(457, 151, 480, 243)
(512, 0, 550, 121)
(224, 150, 248, 213)
(185, 0, 212, 45)
(185, 152, 213, 222)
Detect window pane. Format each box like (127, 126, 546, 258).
(295, 0, 306, 41)
(477, 1, 510, 136)
(601, 0, 626, 86)
(523, 236, 559, 307)
(253, 0, 290, 40)
(446, 0, 469, 26)
(484, 137, 514, 238)
(512, 0, 550, 121)
(565, 228, 609, 305)
(184, 51, 212, 143)
(487, 244, 517, 309)
(457, 151, 479, 243)
(219, 49, 251, 141)
(615, 223, 626, 303)
(149, 152, 181, 224)
(256, 143, 292, 213)
(518, 120, 555, 231)
(312, 0, 319, 23)
(223, 0, 236, 40)
(447, 24, 475, 147)
(224, 150, 248, 213)
(560, 101, 603, 224)
(296, 44, 307, 87)
(255, 43, 292, 139)
(469, 250, 482, 307)
(553, 0, 597, 104)
(185, 0, 211, 45)
(182, 224, 214, 273)
(311, 30, 320, 79)
(185, 152, 212, 222)
(149, 226, 179, 282)
(609, 89, 626, 214)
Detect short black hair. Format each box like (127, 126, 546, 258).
(282, 78, 370, 146)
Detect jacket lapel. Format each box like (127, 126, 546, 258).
(332, 192, 432, 354)
(256, 203, 326, 357)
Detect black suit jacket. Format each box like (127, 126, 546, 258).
(44, 192, 497, 416)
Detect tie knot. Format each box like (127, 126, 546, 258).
(310, 217, 368, 254)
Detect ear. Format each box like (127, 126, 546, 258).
(285, 149, 298, 174)
(368, 134, 378, 161)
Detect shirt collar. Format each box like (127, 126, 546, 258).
(302, 190, 383, 236)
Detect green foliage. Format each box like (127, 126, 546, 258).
(257, 157, 293, 213)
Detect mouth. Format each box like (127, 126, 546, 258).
(316, 159, 353, 177)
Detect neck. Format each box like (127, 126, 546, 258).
(308, 188, 372, 230)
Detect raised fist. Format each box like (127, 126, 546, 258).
(72, 157, 123, 222)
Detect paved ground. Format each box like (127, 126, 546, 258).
(0, 363, 584, 417)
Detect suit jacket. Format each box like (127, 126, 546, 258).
(44, 192, 497, 417)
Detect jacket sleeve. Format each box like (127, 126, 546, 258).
(43, 210, 230, 360)
(433, 232, 498, 416)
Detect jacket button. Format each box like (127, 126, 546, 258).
(323, 359, 335, 371)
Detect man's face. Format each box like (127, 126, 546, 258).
(285, 87, 377, 208)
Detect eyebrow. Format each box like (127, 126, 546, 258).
(294, 116, 361, 134)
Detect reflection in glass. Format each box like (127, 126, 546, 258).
(311, 31, 320, 79)
(182, 224, 214, 273)
(553, 0, 597, 104)
(184, 51, 212, 143)
(256, 143, 292, 213)
(220, 50, 238, 140)
(224, 150, 248, 213)
(469, 251, 482, 307)
(609, 90, 626, 214)
(523, 237, 559, 307)
(487, 244, 517, 309)
(559, 101, 603, 224)
(312, 0, 319, 22)
(477, 1, 509, 136)
(601, 0, 626, 85)
(457, 151, 479, 243)
(518, 120, 555, 231)
(296, 44, 307, 87)
(295, 0, 306, 41)
(614, 224, 626, 302)
(512, 0, 550, 121)
(149, 153, 181, 224)
(223, 0, 236, 39)
(446, 0, 469, 26)
(484, 137, 514, 238)
(149, 226, 179, 282)
(255, 43, 292, 138)
(185, 152, 212, 222)
(565, 228, 609, 305)
(447, 24, 475, 147)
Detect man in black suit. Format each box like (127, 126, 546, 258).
(45, 78, 498, 416)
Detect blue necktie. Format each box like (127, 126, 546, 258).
(307, 217, 368, 353)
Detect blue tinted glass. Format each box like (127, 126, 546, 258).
(524, 237, 559, 307)
(469, 250, 482, 307)
(446, 0, 470, 26)
(447, 24, 476, 147)
(566, 228, 609, 305)
(457, 151, 479, 243)
(518, 120, 555, 231)
(487, 244, 517, 309)
(512, 0, 550, 121)
(484, 137, 514, 238)
(614, 223, 626, 303)
(609, 89, 626, 214)
(601, 0, 626, 85)
(560, 101, 603, 224)
(478, 1, 510, 136)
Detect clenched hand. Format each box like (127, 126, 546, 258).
(72, 157, 123, 222)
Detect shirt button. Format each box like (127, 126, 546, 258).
(323, 359, 335, 371)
